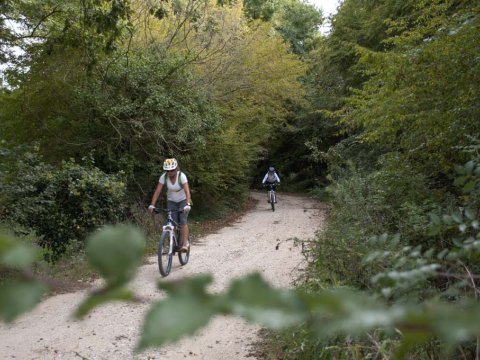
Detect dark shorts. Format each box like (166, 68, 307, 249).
(167, 199, 189, 225)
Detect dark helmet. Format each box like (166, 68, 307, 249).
(268, 166, 275, 173)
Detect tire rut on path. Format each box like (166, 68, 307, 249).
(0, 191, 325, 360)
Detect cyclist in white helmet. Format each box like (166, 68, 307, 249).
(262, 166, 280, 203)
(148, 158, 192, 252)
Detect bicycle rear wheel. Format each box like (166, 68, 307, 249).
(158, 231, 173, 277)
(177, 229, 190, 265)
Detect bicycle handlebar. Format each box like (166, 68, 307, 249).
(153, 208, 184, 214)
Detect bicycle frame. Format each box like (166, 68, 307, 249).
(160, 210, 180, 253)
(154, 207, 190, 276)
(268, 188, 276, 200)
(264, 183, 277, 211)
(162, 222, 175, 256)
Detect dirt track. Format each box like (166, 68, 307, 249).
(0, 191, 325, 359)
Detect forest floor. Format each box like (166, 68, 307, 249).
(0, 191, 325, 360)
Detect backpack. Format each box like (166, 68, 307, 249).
(162, 171, 185, 192)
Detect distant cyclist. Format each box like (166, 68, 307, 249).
(262, 166, 281, 202)
(148, 158, 192, 252)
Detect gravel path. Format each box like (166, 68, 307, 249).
(0, 191, 325, 360)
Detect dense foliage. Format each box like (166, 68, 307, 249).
(0, 147, 126, 260)
(1, 0, 308, 254)
(1, 0, 480, 358)
(266, 0, 480, 358)
(0, 200, 479, 357)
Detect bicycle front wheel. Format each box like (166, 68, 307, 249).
(178, 234, 190, 265)
(270, 191, 275, 212)
(158, 231, 173, 277)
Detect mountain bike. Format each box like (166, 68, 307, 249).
(263, 183, 278, 212)
(154, 208, 190, 277)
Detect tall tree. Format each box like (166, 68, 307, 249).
(345, 0, 480, 173)
(1, 0, 307, 209)
(0, 0, 132, 76)
(273, 0, 323, 55)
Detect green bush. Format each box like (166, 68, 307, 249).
(310, 165, 394, 289)
(280, 155, 480, 359)
(0, 147, 126, 260)
(1, 160, 479, 356)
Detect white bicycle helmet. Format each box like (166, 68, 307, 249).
(163, 158, 178, 171)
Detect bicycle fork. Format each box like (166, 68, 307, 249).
(269, 190, 275, 203)
(163, 224, 175, 255)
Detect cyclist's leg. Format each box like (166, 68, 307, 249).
(180, 224, 189, 249)
(178, 199, 189, 249)
(167, 200, 181, 246)
(167, 200, 180, 223)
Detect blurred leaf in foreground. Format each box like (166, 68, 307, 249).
(0, 280, 47, 322)
(226, 273, 307, 329)
(0, 232, 38, 269)
(0, 231, 46, 322)
(74, 287, 135, 319)
(85, 225, 146, 287)
(138, 275, 216, 350)
(75, 225, 146, 318)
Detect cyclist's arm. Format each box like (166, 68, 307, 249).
(275, 173, 280, 183)
(150, 182, 164, 208)
(262, 173, 268, 184)
(183, 182, 192, 205)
